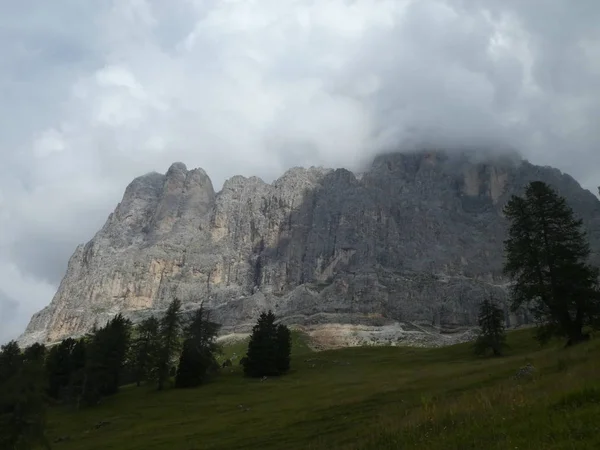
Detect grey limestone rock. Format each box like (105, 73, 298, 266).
(18, 151, 600, 348)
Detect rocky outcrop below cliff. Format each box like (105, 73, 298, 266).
(18, 150, 600, 348)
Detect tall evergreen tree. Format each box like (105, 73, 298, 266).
(243, 311, 292, 377)
(474, 297, 507, 356)
(503, 181, 600, 345)
(0, 341, 23, 384)
(130, 316, 160, 387)
(156, 299, 183, 390)
(23, 343, 46, 364)
(175, 307, 221, 388)
(0, 344, 51, 450)
(45, 337, 83, 400)
(244, 311, 278, 377)
(66, 338, 87, 407)
(82, 314, 132, 405)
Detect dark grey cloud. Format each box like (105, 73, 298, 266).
(9, 235, 75, 285)
(0, 292, 19, 344)
(1, 0, 599, 343)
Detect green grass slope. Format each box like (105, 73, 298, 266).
(47, 330, 600, 450)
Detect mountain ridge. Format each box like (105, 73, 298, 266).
(18, 150, 600, 348)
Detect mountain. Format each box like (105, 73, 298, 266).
(18, 150, 600, 348)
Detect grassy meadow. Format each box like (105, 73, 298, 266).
(46, 329, 600, 449)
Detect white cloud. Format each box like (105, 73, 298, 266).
(1, 0, 600, 343)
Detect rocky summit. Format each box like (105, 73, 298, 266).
(18, 151, 600, 348)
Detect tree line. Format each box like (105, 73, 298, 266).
(0, 303, 291, 449)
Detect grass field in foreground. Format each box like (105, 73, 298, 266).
(47, 329, 600, 450)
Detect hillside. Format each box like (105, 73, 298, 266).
(19, 151, 600, 348)
(46, 329, 600, 450)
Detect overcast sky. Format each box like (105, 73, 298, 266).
(1, 0, 600, 344)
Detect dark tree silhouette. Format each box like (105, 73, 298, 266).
(23, 343, 46, 364)
(175, 306, 221, 388)
(45, 337, 86, 401)
(156, 299, 183, 390)
(243, 311, 292, 377)
(81, 314, 132, 405)
(503, 181, 600, 345)
(474, 297, 507, 356)
(0, 342, 51, 449)
(130, 316, 160, 387)
(0, 341, 23, 384)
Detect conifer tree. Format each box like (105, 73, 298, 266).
(0, 341, 23, 384)
(175, 306, 221, 388)
(0, 342, 51, 449)
(130, 316, 160, 387)
(243, 311, 292, 377)
(156, 299, 183, 390)
(66, 338, 87, 406)
(504, 181, 600, 345)
(474, 297, 507, 356)
(82, 314, 132, 405)
(45, 337, 83, 400)
(23, 343, 46, 364)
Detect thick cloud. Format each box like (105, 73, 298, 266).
(0, 293, 19, 345)
(1, 0, 599, 343)
(0, 264, 55, 345)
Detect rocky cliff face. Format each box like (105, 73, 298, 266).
(18, 151, 600, 348)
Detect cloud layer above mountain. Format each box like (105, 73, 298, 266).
(1, 0, 599, 343)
